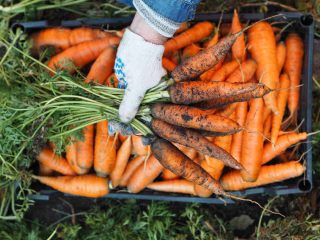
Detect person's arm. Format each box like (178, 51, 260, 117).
(115, 0, 200, 123)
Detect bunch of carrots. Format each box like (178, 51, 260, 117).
(30, 10, 308, 199)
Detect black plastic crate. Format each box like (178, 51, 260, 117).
(13, 12, 314, 204)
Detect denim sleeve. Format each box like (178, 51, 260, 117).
(118, 0, 200, 23)
(118, 0, 133, 7)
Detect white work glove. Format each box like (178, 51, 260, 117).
(114, 28, 167, 123)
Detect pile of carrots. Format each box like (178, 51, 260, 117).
(31, 10, 308, 199)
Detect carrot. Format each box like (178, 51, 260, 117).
(147, 179, 196, 195)
(39, 163, 53, 176)
(151, 119, 242, 170)
(240, 98, 264, 182)
(151, 139, 225, 195)
(262, 132, 307, 164)
(220, 23, 246, 36)
(76, 125, 94, 171)
(276, 42, 286, 73)
(164, 21, 214, 54)
(66, 140, 87, 175)
(169, 50, 181, 65)
(104, 73, 119, 88)
(119, 155, 145, 187)
(33, 175, 109, 198)
(194, 135, 232, 197)
(169, 80, 271, 105)
(174, 143, 197, 160)
(248, 22, 279, 114)
(226, 59, 257, 83)
(68, 27, 114, 46)
(181, 43, 201, 61)
(284, 33, 304, 124)
(119, 134, 128, 143)
(171, 32, 242, 82)
(271, 73, 290, 144)
(151, 103, 242, 134)
(263, 106, 272, 123)
(231, 9, 246, 61)
(162, 169, 180, 180)
(209, 60, 239, 81)
(127, 155, 164, 193)
(47, 37, 120, 74)
(132, 135, 150, 156)
(221, 161, 305, 191)
(203, 32, 219, 48)
(199, 59, 224, 81)
(192, 82, 271, 109)
(85, 46, 117, 84)
(230, 102, 248, 161)
(162, 57, 177, 72)
(110, 136, 132, 188)
(94, 121, 117, 177)
(263, 114, 272, 139)
(36, 148, 75, 176)
(175, 22, 189, 34)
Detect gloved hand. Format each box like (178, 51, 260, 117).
(114, 13, 168, 123)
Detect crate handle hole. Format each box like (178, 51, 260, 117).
(300, 14, 314, 27)
(298, 179, 312, 192)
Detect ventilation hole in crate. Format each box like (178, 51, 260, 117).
(300, 14, 314, 27)
(298, 179, 312, 192)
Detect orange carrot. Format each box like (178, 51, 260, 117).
(271, 73, 290, 144)
(132, 135, 150, 156)
(164, 21, 214, 54)
(231, 9, 246, 61)
(169, 50, 181, 65)
(151, 139, 225, 195)
(200, 58, 224, 81)
(230, 102, 248, 161)
(39, 163, 53, 176)
(262, 132, 307, 164)
(226, 59, 257, 83)
(174, 143, 197, 160)
(181, 43, 201, 61)
(66, 140, 87, 175)
(127, 155, 164, 193)
(110, 136, 132, 188)
(68, 27, 114, 46)
(34, 175, 109, 198)
(162, 169, 180, 180)
(284, 33, 304, 124)
(85, 46, 117, 84)
(240, 98, 264, 182)
(210, 60, 240, 81)
(162, 57, 177, 72)
(94, 121, 117, 177)
(175, 22, 189, 34)
(147, 179, 196, 195)
(248, 22, 279, 114)
(47, 37, 120, 74)
(76, 125, 94, 171)
(263, 114, 272, 139)
(104, 73, 119, 88)
(221, 161, 305, 191)
(119, 155, 145, 187)
(276, 42, 286, 73)
(203, 32, 219, 48)
(36, 148, 75, 176)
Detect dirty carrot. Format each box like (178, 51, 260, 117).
(127, 155, 164, 193)
(151, 119, 242, 169)
(147, 179, 196, 195)
(276, 42, 286, 73)
(271, 73, 290, 144)
(231, 9, 246, 61)
(151, 103, 242, 134)
(151, 138, 225, 195)
(262, 132, 307, 164)
(221, 161, 305, 191)
(110, 136, 132, 188)
(162, 57, 177, 72)
(181, 43, 202, 61)
(76, 125, 94, 171)
(33, 175, 109, 198)
(226, 59, 257, 83)
(240, 98, 264, 182)
(284, 33, 304, 124)
(164, 21, 214, 54)
(47, 37, 120, 74)
(248, 21, 279, 114)
(169, 80, 270, 104)
(85, 46, 117, 84)
(119, 155, 145, 187)
(36, 148, 75, 176)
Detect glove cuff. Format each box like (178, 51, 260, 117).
(133, 0, 180, 37)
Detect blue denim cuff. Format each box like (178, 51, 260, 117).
(142, 0, 200, 23)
